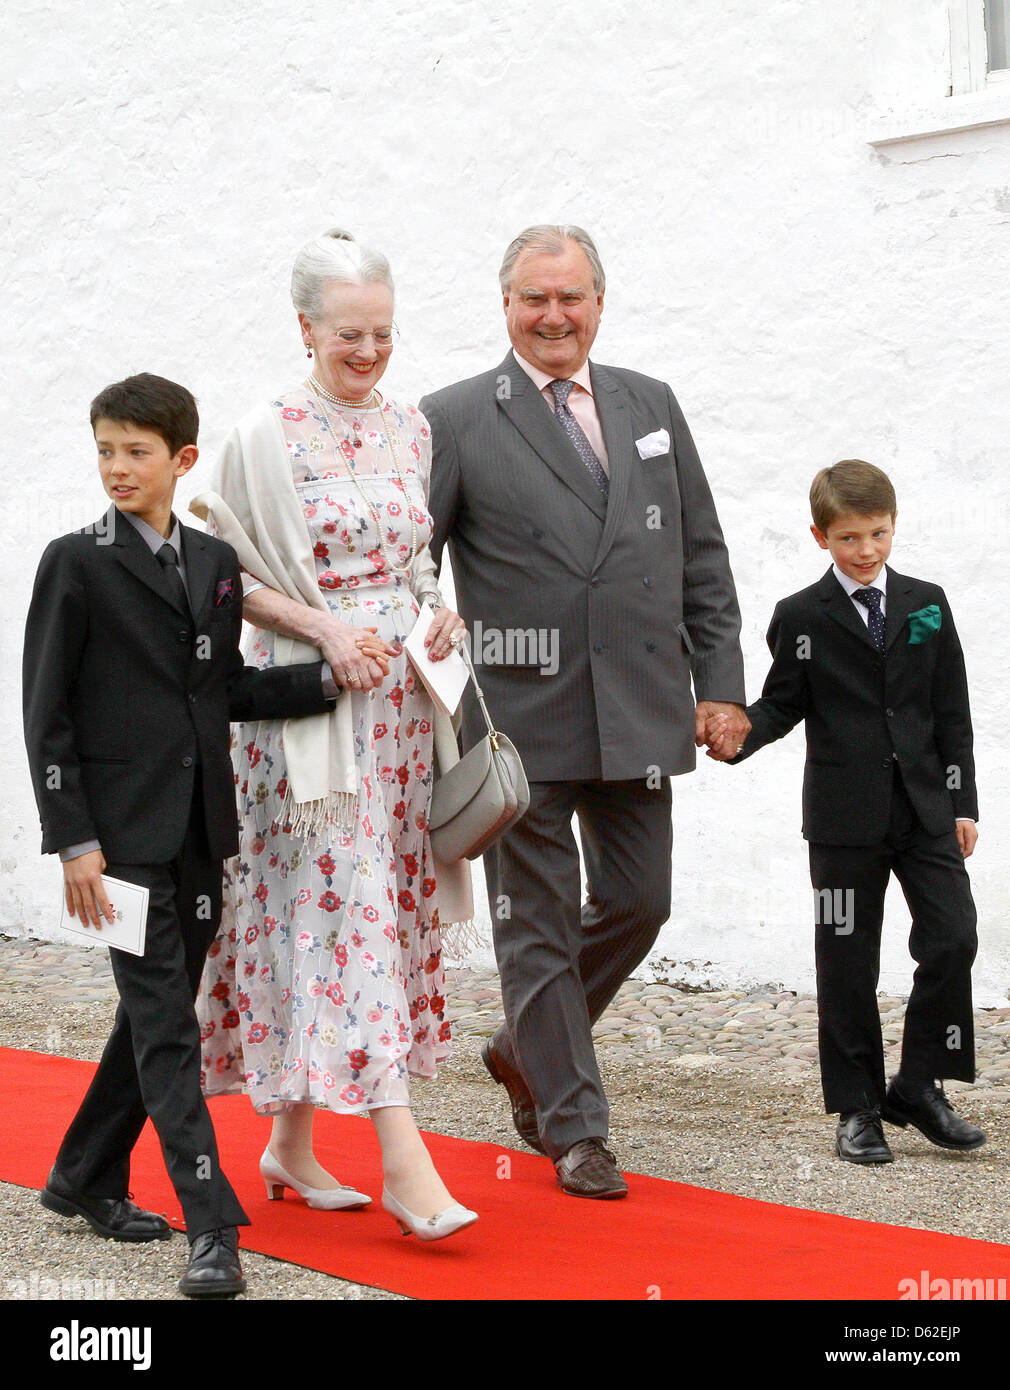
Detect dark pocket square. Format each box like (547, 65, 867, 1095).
(215, 578, 235, 608)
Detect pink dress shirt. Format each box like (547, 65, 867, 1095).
(512, 350, 610, 475)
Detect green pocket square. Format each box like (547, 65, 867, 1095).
(907, 604, 942, 644)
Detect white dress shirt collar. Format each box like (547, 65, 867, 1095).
(832, 562, 887, 601)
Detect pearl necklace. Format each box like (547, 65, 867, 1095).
(308, 373, 377, 411)
(304, 378, 418, 576)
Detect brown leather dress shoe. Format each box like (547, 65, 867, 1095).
(554, 1138, 628, 1199)
(481, 1038, 546, 1154)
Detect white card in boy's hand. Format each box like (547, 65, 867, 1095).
(59, 874, 149, 956)
(404, 602, 469, 717)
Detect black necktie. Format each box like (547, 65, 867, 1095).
(852, 586, 885, 652)
(156, 541, 190, 614)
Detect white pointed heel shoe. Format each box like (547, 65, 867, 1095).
(259, 1149, 371, 1211)
(381, 1186, 478, 1242)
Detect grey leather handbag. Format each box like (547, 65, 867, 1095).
(428, 639, 530, 863)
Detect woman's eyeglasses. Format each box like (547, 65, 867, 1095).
(332, 325, 400, 346)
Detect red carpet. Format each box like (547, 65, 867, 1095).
(4, 1046, 1010, 1300)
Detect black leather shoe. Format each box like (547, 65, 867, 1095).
(481, 1037, 546, 1154)
(835, 1110, 894, 1163)
(554, 1138, 628, 1198)
(881, 1081, 986, 1151)
(40, 1168, 172, 1242)
(178, 1227, 246, 1299)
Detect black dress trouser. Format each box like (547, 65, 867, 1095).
(808, 765, 977, 1115)
(53, 775, 248, 1238)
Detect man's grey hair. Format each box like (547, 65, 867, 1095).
(499, 224, 605, 296)
(291, 226, 394, 318)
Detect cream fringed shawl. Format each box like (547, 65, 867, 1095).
(189, 400, 475, 935)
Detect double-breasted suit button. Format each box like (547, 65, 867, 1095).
(646, 640, 656, 651)
(593, 643, 605, 654)
(178, 630, 190, 643)
(182, 756, 194, 768)
(882, 757, 891, 768)
(590, 577, 600, 587)
(886, 707, 894, 717)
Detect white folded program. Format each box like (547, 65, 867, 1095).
(403, 601, 469, 718)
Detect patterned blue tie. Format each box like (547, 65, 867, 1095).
(852, 586, 885, 652)
(549, 379, 609, 499)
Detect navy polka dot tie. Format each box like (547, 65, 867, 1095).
(549, 379, 609, 499)
(852, 586, 885, 652)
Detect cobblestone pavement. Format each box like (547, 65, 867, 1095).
(4, 937, 1010, 1092)
(2, 934, 1009, 1301)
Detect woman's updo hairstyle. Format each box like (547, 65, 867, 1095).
(290, 226, 395, 319)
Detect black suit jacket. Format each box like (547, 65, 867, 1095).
(733, 566, 977, 845)
(421, 352, 744, 781)
(23, 507, 333, 862)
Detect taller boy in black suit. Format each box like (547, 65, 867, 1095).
(22, 374, 371, 1296)
(707, 460, 984, 1163)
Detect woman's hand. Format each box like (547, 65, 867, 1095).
(425, 607, 467, 662)
(318, 617, 397, 692)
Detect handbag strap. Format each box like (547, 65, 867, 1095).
(458, 634, 500, 749)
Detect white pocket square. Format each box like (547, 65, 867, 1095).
(635, 428, 670, 460)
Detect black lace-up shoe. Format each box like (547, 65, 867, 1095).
(40, 1169, 172, 1242)
(179, 1227, 246, 1298)
(835, 1109, 894, 1163)
(881, 1081, 986, 1151)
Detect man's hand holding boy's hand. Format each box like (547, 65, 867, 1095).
(63, 849, 115, 928)
(956, 821, 978, 858)
(696, 702, 750, 761)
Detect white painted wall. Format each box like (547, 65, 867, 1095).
(5, 1, 1009, 1002)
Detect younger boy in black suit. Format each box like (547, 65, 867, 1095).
(707, 460, 984, 1163)
(22, 374, 380, 1296)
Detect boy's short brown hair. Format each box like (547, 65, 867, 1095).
(809, 459, 897, 533)
(90, 373, 198, 457)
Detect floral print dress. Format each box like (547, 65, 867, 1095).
(197, 386, 451, 1114)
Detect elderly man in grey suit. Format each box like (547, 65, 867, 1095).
(420, 225, 749, 1198)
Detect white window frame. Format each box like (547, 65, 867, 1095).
(868, 1, 1010, 147)
(950, 0, 1010, 92)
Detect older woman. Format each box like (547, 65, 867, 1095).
(193, 228, 477, 1241)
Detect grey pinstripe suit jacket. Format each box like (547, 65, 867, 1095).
(420, 351, 745, 782)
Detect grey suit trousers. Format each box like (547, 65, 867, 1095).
(484, 777, 673, 1158)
